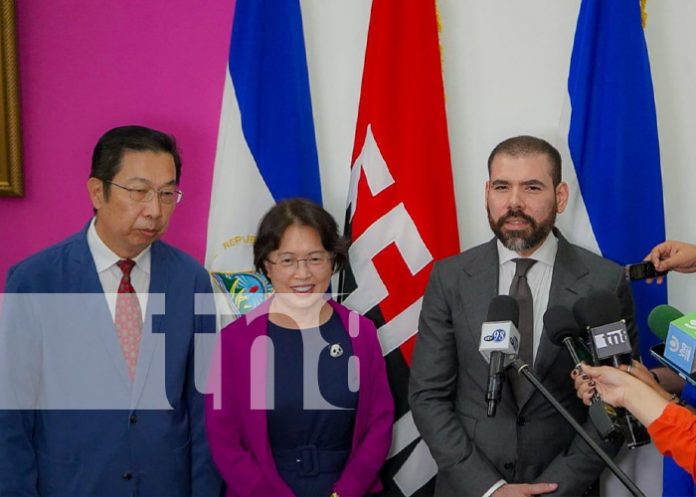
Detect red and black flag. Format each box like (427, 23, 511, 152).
(339, 1, 460, 495)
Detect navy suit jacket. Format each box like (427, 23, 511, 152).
(0, 222, 222, 496)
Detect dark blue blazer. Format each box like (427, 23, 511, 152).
(0, 222, 221, 497)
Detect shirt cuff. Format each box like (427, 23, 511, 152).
(482, 479, 507, 497)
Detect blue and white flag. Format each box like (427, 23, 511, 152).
(206, 0, 322, 316)
(555, 3, 667, 493)
(558, 0, 666, 363)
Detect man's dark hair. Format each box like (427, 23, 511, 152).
(90, 125, 182, 197)
(487, 135, 562, 187)
(254, 198, 348, 276)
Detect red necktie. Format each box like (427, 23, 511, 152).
(115, 259, 142, 381)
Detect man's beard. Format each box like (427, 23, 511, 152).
(487, 207, 556, 253)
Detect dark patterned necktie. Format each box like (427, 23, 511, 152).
(115, 259, 142, 381)
(509, 258, 537, 367)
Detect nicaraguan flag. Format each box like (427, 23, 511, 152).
(205, 0, 322, 317)
(558, 0, 666, 364)
(556, 3, 667, 494)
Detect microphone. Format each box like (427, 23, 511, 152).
(647, 304, 684, 341)
(647, 304, 696, 386)
(545, 305, 588, 367)
(660, 309, 696, 375)
(544, 305, 616, 439)
(573, 290, 650, 448)
(573, 290, 632, 366)
(478, 295, 520, 417)
(508, 356, 646, 497)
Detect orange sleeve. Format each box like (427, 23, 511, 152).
(648, 402, 696, 480)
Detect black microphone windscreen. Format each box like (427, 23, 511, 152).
(544, 305, 583, 346)
(573, 289, 622, 329)
(486, 295, 519, 328)
(647, 304, 684, 341)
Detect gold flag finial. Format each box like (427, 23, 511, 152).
(640, 0, 648, 28)
(435, 0, 445, 84)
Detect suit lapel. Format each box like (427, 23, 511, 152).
(459, 240, 508, 402)
(131, 241, 166, 407)
(72, 226, 132, 387)
(518, 232, 588, 410)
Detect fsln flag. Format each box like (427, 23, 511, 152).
(205, 0, 322, 316)
(338, 1, 460, 495)
(559, 0, 666, 364)
(556, 4, 667, 495)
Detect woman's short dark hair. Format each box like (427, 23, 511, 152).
(254, 198, 348, 276)
(90, 125, 182, 198)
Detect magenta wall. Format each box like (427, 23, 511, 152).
(0, 1, 235, 288)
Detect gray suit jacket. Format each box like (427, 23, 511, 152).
(409, 232, 636, 497)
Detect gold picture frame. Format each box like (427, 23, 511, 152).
(0, 0, 22, 197)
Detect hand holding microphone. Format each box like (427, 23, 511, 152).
(577, 363, 669, 428)
(572, 368, 596, 405)
(574, 302, 686, 409)
(500, 300, 646, 496)
(574, 360, 664, 405)
(545, 305, 617, 438)
(569, 290, 633, 401)
(478, 297, 647, 496)
(572, 290, 651, 447)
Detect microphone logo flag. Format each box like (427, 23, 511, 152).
(484, 329, 506, 342)
(664, 311, 696, 374)
(479, 321, 520, 362)
(590, 321, 630, 360)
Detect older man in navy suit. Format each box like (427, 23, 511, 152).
(0, 126, 221, 496)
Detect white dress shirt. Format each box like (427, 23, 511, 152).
(86, 218, 151, 320)
(483, 233, 559, 497)
(497, 233, 559, 364)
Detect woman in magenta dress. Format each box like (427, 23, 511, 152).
(206, 198, 393, 497)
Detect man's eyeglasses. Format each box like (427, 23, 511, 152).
(266, 253, 333, 269)
(105, 181, 183, 205)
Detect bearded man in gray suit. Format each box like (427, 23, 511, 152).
(409, 135, 636, 497)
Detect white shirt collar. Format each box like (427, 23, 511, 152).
(497, 231, 559, 267)
(86, 217, 151, 274)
